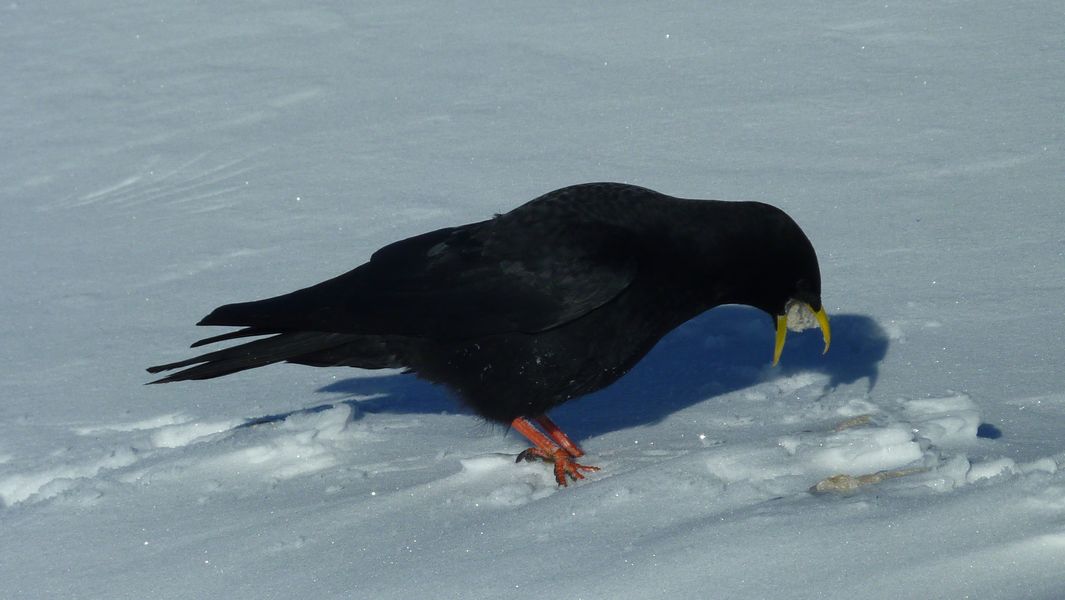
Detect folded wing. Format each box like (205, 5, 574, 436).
(197, 216, 639, 341)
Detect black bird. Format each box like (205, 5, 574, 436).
(148, 182, 830, 485)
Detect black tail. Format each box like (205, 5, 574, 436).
(147, 330, 404, 383)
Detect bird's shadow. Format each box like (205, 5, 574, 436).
(293, 307, 889, 441)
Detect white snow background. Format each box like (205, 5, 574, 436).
(3, 1, 1064, 598)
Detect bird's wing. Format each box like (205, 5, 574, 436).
(197, 217, 639, 340)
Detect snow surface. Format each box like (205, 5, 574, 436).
(3, 1, 1064, 598)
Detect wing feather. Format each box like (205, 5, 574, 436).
(198, 215, 638, 340)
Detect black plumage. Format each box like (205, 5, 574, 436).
(148, 182, 829, 484)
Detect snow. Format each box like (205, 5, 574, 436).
(2, 0, 1064, 598)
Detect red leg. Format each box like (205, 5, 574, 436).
(511, 416, 557, 453)
(535, 415, 585, 458)
(511, 417, 599, 486)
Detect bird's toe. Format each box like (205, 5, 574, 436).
(516, 446, 599, 486)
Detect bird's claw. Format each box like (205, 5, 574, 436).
(516, 446, 600, 486)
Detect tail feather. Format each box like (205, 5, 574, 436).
(147, 331, 362, 383)
(190, 326, 274, 348)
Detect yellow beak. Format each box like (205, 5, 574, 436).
(772, 304, 831, 366)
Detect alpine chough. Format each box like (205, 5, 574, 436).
(148, 182, 830, 485)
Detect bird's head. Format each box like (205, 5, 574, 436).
(718, 201, 831, 366)
(763, 214, 830, 367)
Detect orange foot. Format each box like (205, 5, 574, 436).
(511, 416, 600, 486)
(516, 446, 600, 486)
